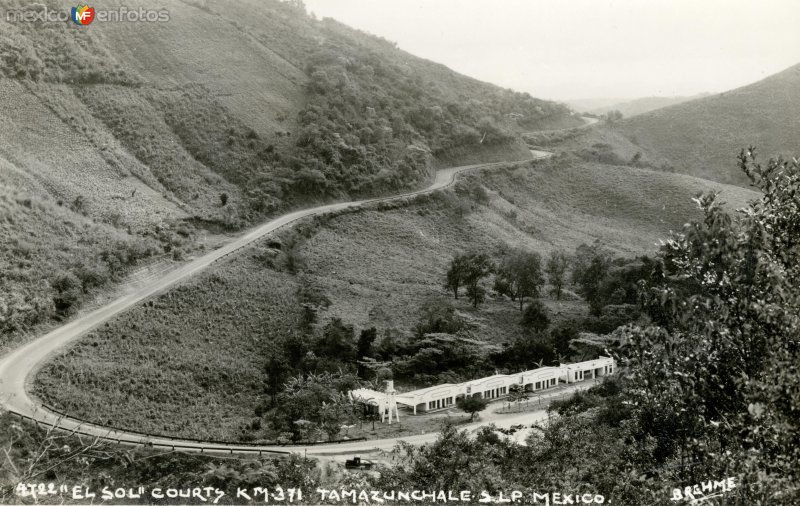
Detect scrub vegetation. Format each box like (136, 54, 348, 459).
(33, 153, 757, 444)
(0, 0, 577, 351)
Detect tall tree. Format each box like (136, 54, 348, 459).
(314, 318, 355, 362)
(444, 253, 469, 299)
(356, 327, 377, 378)
(571, 243, 611, 315)
(545, 250, 569, 300)
(507, 384, 529, 412)
(462, 252, 492, 308)
(265, 353, 289, 407)
(494, 249, 544, 310)
(445, 252, 492, 306)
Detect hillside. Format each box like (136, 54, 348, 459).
(614, 63, 800, 185)
(0, 0, 578, 348)
(33, 155, 758, 441)
(586, 93, 710, 117)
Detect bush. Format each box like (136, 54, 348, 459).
(51, 271, 83, 315)
(582, 304, 639, 334)
(521, 300, 550, 332)
(414, 299, 466, 337)
(457, 395, 488, 421)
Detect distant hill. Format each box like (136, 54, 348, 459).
(588, 93, 711, 117)
(0, 0, 578, 347)
(565, 98, 628, 113)
(615, 63, 800, 186)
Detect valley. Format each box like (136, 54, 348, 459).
(0, 1, 797, 503)
(28, 148, 756, 442)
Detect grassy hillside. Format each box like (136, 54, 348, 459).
(33, 155, 758, 441)
(0, 0, 578, 348)
(1, 0, 577, 220)
(0, 173, 165, 353)
(614, 63, 800, 185)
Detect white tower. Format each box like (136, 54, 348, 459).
(382, 380, 400, 424)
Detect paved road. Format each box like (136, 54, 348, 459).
(0, 117, 597, 458)
(0, 152, 551, 457)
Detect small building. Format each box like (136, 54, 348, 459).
(562, 356, 614, 383)
(349, 380, 400, 424)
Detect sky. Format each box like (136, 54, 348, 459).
(303, 0, 800, 102)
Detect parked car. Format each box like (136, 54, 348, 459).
(345, 456, 374, 470)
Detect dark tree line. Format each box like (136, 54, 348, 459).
(444, 247, 571, 309)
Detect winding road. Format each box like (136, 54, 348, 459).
(0, 118, 597, 458)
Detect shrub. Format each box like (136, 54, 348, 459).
(51, 271, 83, 315)
(521, 300, 550, 332)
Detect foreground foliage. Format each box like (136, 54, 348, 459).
(0, 413, 319, 505)
(374, 150, 800, 504)
(621, 150, 800, 501)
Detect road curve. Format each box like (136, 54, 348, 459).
(0, 150, 555, 457)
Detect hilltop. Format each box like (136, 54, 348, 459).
(613, 63, 800, 186)
(0, 0, 578, 347)
(581, 93, 711, 117)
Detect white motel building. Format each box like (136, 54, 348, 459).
(350, 356, 615, 422)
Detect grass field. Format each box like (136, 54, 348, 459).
(32, 155, 760, 441)
(0, 168, 172, 353)
(33, 259, 303, 441)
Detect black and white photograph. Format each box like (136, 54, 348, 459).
(0, 1, 798, 504)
